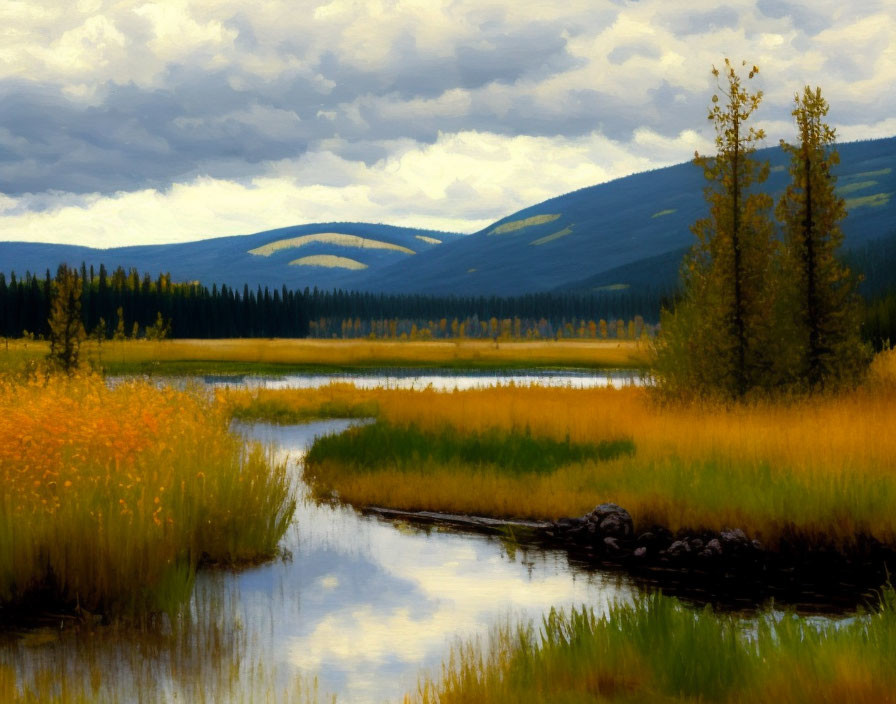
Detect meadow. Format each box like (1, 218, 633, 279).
(0, 337, 650, 376)
(223, 348, 896, 548)
(0, 373, 295, 619)
(406, 588, 896, 704)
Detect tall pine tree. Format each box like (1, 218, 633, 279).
(775, 86, 869, 389)
(654, 59, 776, 399)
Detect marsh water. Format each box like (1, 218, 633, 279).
(0, 372, 845, 702)
(2, 401, 639, 703)
(199, 367, 644, 390)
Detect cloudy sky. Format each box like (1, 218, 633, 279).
(0, 0, 893, 247)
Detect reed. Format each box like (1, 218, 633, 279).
(271, 375, 896, 545)
(85, 338, 649, 373)
(406, 587, 896, 704)
(0, 374, 295, 618)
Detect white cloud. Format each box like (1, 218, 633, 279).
(0, 1, 892, 246)
(0, 128, 704, 246)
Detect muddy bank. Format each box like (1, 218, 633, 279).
(364, 503, 896, 613)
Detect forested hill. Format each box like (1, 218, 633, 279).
(0, 137, 894, 298)
(354, 137, 896, 296)
(0, 222, 462, 293)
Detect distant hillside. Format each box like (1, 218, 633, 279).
(1, 137, 894, 297)
(0, 222, 462, 291)
(355, 137, 896, 296)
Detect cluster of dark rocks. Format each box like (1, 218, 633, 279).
(545, 503, 764, 567)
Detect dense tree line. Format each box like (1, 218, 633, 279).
(0, 263, 669, 341)
(0, 264, 309, 339)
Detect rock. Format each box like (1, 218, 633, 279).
(633, 546, 647, 558)
(603, 537, 621, 553)
(689, 538, 704, 551)
(636, 531, 655, 546)
(720, 529, 749, 546)
(705, 538, 723, 556)
(585, 503, 633, 540)
(667, 540, 691, 557)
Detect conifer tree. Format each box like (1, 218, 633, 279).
(654, 60, 776, 399)
(47, 265, 86, 374)
(776, 86, 869, 388)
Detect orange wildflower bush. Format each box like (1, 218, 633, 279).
(0, 374, 294, 618)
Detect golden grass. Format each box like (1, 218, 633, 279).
(248, 232, 414, 256)
(231, 353, 896, 545)
(49, 338, 649, 371)
(0, 374, 294, 617)
(415, 235, 442, 244)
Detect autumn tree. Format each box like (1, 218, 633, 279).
(654, 59, 776, 399)
(113, 306, 127, 341)
(775, 86, 869, 389)
(47, 264, 87, 374)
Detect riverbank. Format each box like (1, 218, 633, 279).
(0, 338, 650, 376)
(0, 374, 295, 621)
(408, 587, 896, 704)
(272, 354, 896, 601)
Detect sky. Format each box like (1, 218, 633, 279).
(0, 0, 894, 248)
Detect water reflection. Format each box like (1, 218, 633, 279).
(219, 420, 636, 702)
(204, 368, 643, 391)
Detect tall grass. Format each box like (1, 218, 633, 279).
(242, 369, 896, 545)
(0, 374, 295, 618)
(69, 338, 649, 373)
(407, 587, 896, 704)
(306, 422, 633, 475)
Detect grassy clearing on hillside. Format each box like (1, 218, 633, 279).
(406, 588, 896, 704)
(487, 214, 561, 235)
(242, 351, 896, 545)
(844, 192, 891, 209)
(0, 374, 294, 619)
(0, 338, 647, 375)
(289, 254, 368, 269)
(248, 232, 415, 256)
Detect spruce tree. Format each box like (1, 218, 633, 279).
(776, 86, 869, 389)
(654, 60, 776, 399)
(47, 265, 87, 374)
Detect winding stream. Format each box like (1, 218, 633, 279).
(205, 419, 639, 702)
(2, 372, 852, 702)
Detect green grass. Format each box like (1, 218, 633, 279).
(409, 587, 896, 703)
(306, 421, 634, 476)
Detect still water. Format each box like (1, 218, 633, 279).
(207, 420, 637, 702)
(1, 418, 638, 703)
(202, 367, 644, 391)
